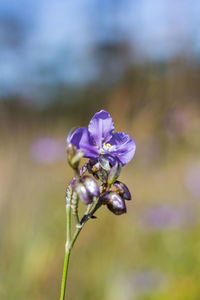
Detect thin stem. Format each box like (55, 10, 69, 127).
(60, 249, 71, 300)
(85, 202, 94, 215)
(66, 203, 71, 244)
(73, 212, 80, 225)
(70, 225, 83, 249)
(60, 225, 83, 300)
(60, 186, 72, 300)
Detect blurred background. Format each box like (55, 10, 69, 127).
(1, 0, 200, 299)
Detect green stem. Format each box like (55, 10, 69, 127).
(66, 203, 71, 244)
(70, 225, 82, 249)
(60, 187, 72, 300)
(60, 249, 71, 300)
(59, 226, 82, 300)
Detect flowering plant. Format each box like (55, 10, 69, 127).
(59, 110, 136, 299)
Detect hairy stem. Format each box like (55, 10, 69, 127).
(71, 192, 80, 224)
(60, 186, 72, 300)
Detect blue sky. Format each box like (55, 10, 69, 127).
(0, 0, 200, 100)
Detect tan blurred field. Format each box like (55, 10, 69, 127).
(1, 98, 200, 300)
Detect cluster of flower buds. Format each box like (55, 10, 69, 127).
(99, 180, 131, 215)
(87, 157, 121, 184)
(66, 140, 132, 217)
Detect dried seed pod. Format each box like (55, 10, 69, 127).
(100, 192, 127, 215)
(111, 181, 131, 200)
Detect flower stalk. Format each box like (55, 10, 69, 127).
(59, 110, 136, 299)
(60, 187, 72, 300)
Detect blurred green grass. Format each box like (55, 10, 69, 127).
(1, 102, 200, 300)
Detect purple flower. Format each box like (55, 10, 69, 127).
(69, 110, 136, 166)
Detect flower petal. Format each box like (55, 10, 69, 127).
(108, 132, 136, 166)
(88, 110, 114, 148)
(70, 127, 99, 159)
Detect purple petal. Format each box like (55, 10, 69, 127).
(70, 127, 99, 159)
(108, 132, 136, 166)
(88, 110, 114, 148)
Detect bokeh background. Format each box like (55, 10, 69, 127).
(1, 1, 200, 299)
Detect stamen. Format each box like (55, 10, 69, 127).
(99, 142, 115, 154)
(103, 142, 111, 149)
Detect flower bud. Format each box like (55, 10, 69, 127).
(95, 169, 108, 183)
(76, 176, 100, 205)
(81, 176, 100, 198)
(107, 162, 121, 185)
(111, 181, 131, 200)
(99, 156, 111, 171)
(75, 182, 90, 204)
(100, 192, 126, 215)
(66, 143, 84, 169)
